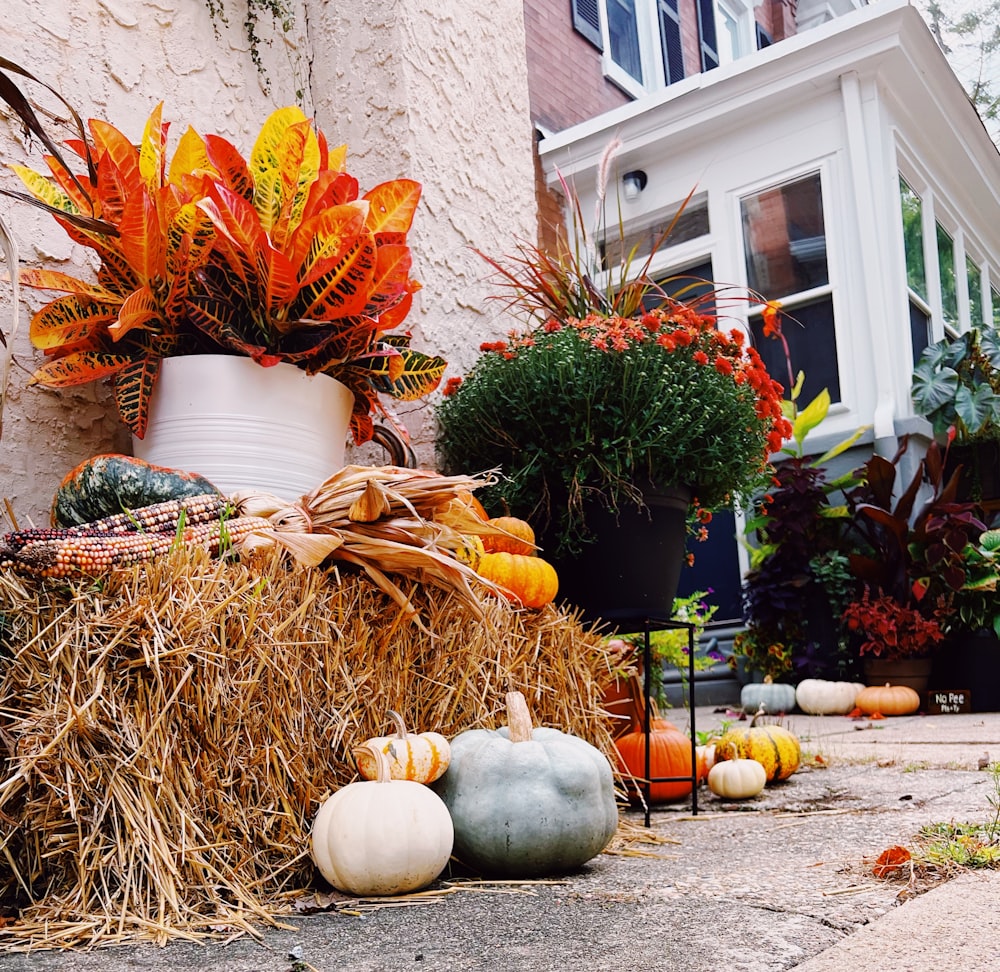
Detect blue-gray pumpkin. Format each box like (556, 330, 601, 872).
(433, 691, 618, 877)
(740, 676, 797, 714)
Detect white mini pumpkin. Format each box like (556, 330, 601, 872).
(795, 678, 866, 715)
(311, 742, 454, 896)
(707, 756, 767, 800)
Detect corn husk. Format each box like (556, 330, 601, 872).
(0, 548, 616, 949)
(230, 466, 510, 627)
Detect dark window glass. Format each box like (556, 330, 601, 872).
(937, 221, 958, 328)
(899, 178, 927, 301)
(909, 299, 931, 369)
(967, 256, 984, 327)
(608, 0, 642, 82)
(749, 296, 840, 404)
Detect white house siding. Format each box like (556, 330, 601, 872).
(0, 0, 535, 523)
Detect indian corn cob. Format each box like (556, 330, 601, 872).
(1, 494, 230, 550)
(1, 515, 272, 578)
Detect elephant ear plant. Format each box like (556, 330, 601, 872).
(911, 327, 1000, 441)
(0, 61, 445, 443)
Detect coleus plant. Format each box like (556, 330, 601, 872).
(2, 72, 445, 442)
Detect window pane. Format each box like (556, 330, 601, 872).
(741, 172, 828, 297)
(993, 287, 1000, 329)
(608, 0, 642, 82)
(899, 178, 927, 301)
(967, 256, 984, 327)
(937, 222, 958, 328)
(909, 299, 931, 369)
(601, 196, 710, 268)
(647, 259, 716, 316)
(749, 296, 840, 404)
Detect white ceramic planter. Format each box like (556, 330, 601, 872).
(132, 355, 354, 500)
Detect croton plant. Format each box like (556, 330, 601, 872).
(1, 65, 445, 443)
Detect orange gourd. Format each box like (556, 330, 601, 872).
(855, 683, 921, 716)
(455, 489, 489, 521)
(614, 719, 694, 803)
(477, 552, 558, 609)
(482, 516, 537, 556)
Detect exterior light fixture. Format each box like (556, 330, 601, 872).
(622, 169, 648, 200)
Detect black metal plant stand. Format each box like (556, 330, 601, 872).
(631, 615, 699, 826)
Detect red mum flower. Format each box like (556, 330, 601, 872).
(442, 376, 463, 396)
(714, 355, 733, 376)
(693, 350, 709, 365)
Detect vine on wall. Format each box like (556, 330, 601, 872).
(204, 0, 296, 92)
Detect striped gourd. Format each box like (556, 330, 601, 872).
(1, 515, 271, 578)
(713, 724, 801, 783)
(355, 711, 452, 784)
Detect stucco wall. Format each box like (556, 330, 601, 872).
(0, 0, 536, 523)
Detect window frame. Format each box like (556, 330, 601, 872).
(714, 0, 757, 66)
(896, 157, 1000, 344)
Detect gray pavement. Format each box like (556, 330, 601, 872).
(2, 707, 1000, 970)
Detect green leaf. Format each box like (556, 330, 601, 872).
(954, 382, 998, 436)
(792, 388, 830, 445)
(812, 424, 871, 466)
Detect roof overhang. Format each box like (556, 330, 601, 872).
(538, 0, 1000, 217)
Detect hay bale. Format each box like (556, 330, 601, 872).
(0, 549, 617, 948)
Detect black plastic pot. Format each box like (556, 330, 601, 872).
(541, 484, 691, 629)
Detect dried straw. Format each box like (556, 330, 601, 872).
(0, 547, 617, 950)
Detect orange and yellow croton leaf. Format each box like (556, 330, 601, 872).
(363, 180, 421, 235)
(29, 295, 121, 351)
(30, 350, 128, 388)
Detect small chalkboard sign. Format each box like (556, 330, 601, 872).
(927, 690, 972, 714)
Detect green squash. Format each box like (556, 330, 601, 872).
(51, 454, 222, 527)
(433, 691, 618, 877)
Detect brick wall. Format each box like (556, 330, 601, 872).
(523, 0, 630, 134)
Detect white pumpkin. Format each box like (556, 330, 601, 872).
(707, 757, 767, 800)
(795, 678, 866, 715)
(310, 743, 454, 896)
(740, 676, 796, 714)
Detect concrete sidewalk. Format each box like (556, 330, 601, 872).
(1, 706, 999, 970)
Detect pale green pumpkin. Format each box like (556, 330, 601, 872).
(433, 691, 618, 878)
(740, 676, 797, 714)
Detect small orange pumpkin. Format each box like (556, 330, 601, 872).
(482, 516, 537, 556)
(614, 719, 694, 803)
(477, 552, 558, 609)
(855, 683, 921, 717)
(455, 489, 489, 521)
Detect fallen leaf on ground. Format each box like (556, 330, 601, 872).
(873, 844, 911, 878)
